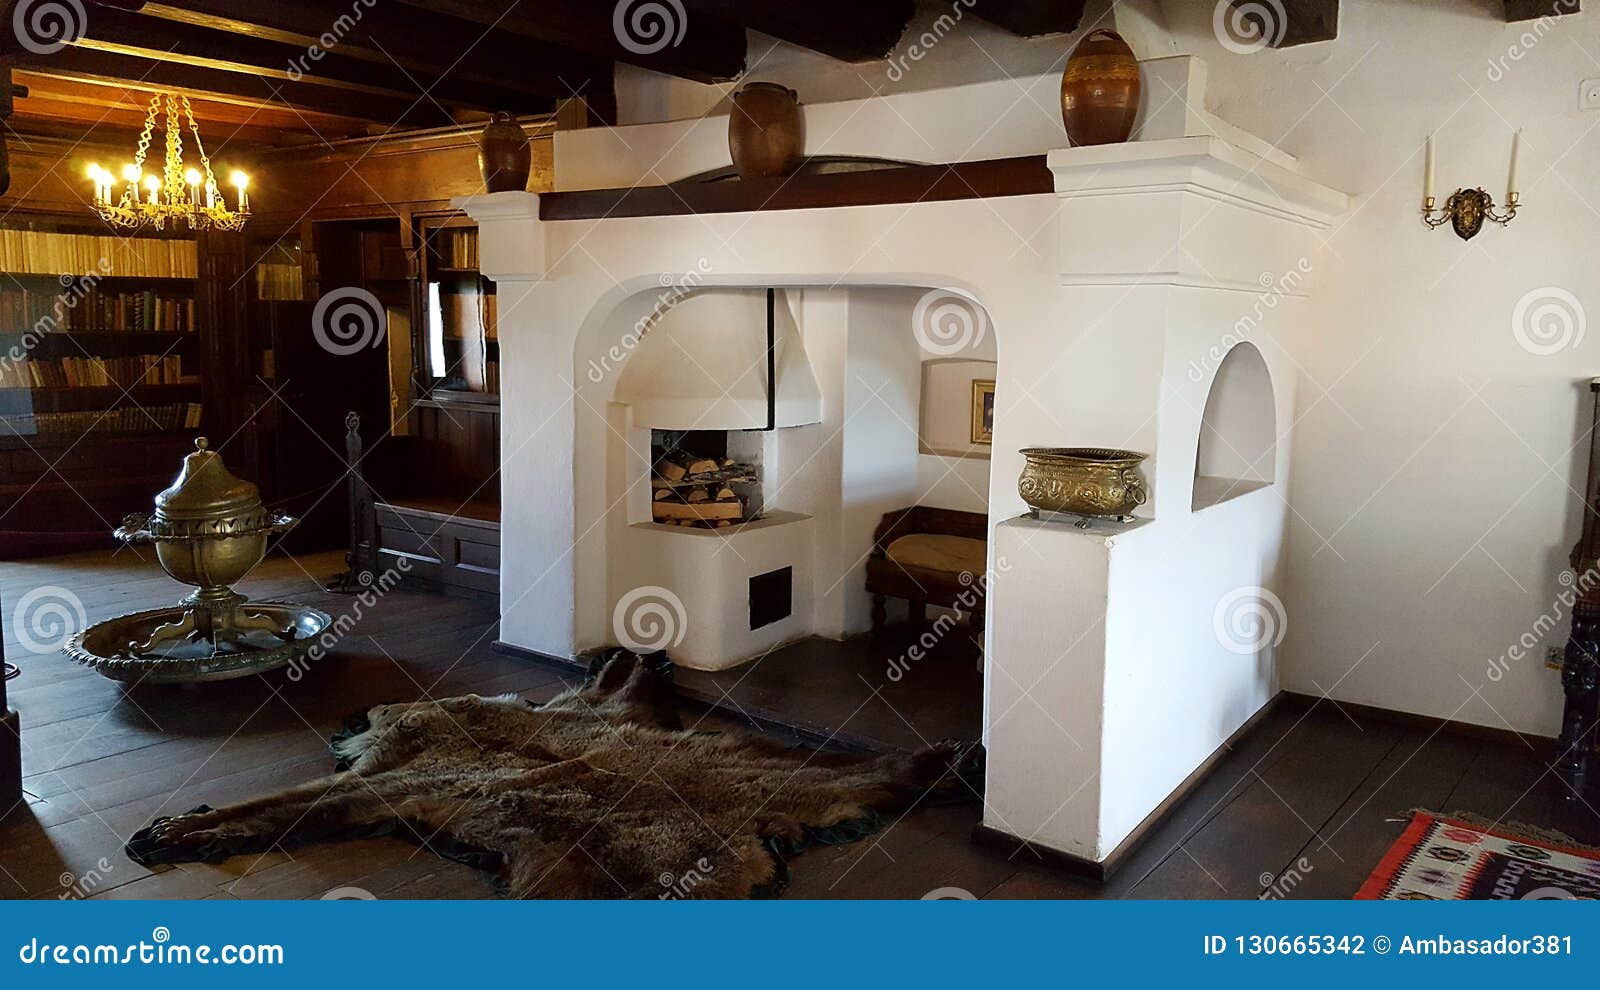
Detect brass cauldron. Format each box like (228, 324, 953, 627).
(1018, 447, 1149, 519)
(65, 438, 330, 682)
(120, 437, 296, 590)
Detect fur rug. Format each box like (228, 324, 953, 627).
(127, 652, 980, 898)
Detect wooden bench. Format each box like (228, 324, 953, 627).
(865, 506, 989, 637)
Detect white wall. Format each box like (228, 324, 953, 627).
(1157, 1, 1598, 736)
(601, 0, 1600, 737)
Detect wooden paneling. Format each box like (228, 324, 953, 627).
(250, 125, 556, 222)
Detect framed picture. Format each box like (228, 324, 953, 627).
(970, 379, 995, 445)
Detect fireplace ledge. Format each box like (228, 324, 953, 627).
(631, 509, 812, 537)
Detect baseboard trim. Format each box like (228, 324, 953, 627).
(972, 691, 1289, 882)
(1281, 691, 1558, 751)
(491, 640, 882, 754)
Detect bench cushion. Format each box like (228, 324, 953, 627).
(885, 533, 987, 575)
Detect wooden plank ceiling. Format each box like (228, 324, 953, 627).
(0, 0, 1115, 152)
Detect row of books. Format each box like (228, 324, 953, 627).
(437, 228, 480, 270)
(0, 229, 198, 279)
(0, 287, 197, 333)
(0, 355, 196, 389)
(1, 401, 202, 435)
(256, 262, 304, 301)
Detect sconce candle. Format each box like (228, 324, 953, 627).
(1423, 134, 1435, 203)
(1506, 129, 1521, 203)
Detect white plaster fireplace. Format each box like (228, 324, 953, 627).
(459, 56, 1347, 869)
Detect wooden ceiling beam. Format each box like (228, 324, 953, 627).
(134, 1, 609, 102)
(968, 0, 1089, 37)
(1226, 0, 1339, 48)
(8, 47, 451, 129)
(681, 0, 915, 62)
(1504, 0, 1580, 20)
(73, 6, 553, 115)
(394, 0, 747, 83)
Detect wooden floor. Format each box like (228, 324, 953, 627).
(2, 548, 1593, 900)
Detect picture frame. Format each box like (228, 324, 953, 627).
(970, 379, 995, 445)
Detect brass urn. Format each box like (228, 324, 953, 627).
(1018, 447, 1149, 519)
(63, 438, 329, 682)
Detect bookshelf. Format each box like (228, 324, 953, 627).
(0, 228, 203, 551)
(419, 218, 499, 401)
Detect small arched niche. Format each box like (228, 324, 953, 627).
(1192, 342, 1276, 511)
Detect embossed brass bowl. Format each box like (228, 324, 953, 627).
(1018, 447, 1149, 518)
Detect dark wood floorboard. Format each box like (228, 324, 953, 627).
(3, 551, 1592, 899)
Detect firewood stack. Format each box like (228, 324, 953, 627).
(651, 449, 761, 528)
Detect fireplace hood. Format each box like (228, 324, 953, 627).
(614, 288, 823, 431)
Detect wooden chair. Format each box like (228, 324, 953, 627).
(865, 506, 989, 637)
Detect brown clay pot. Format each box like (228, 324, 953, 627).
(1060, 30, 1141, 147)
(728, 83, 803, 180)
(478, 112, 531, 193)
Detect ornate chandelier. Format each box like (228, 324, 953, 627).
(86, 92, 250, 232)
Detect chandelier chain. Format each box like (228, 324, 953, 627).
(87, 91, 248, 232)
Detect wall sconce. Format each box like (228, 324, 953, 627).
(1420, 131, 1521, 240)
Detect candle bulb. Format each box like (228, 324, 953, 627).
(1423, 133, 1435, 203)
(1506, 128, 1521, 203)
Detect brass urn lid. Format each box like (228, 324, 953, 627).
(154, 437, 262, 521)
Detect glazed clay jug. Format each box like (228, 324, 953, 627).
(1060, 30, 1141, 146)
(478, 112, 531, 193)
(728, 83, 803, 179)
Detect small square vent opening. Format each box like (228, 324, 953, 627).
(749, 567, 792, 630)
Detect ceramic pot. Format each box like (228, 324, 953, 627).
(1017, 447, 1148, 518)
(478, 112, 531, 193)
(728, 83, 803, 180)
(1059, 30, 1141, 147)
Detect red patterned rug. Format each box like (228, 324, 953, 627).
(1357, 810, 1600, 899)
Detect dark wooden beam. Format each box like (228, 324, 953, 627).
(7, 46, 451, 128)
(75, 6, 553, 114)
(1227, 0, 1339, 48)
(540, 155, 1054, 222)
(1504, 0, 1580, 20)
(135, 1, 609, 102)
(683, 0, 915, 62)
(395, 0, 746, 83)
(969, 0, 1088, 37)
